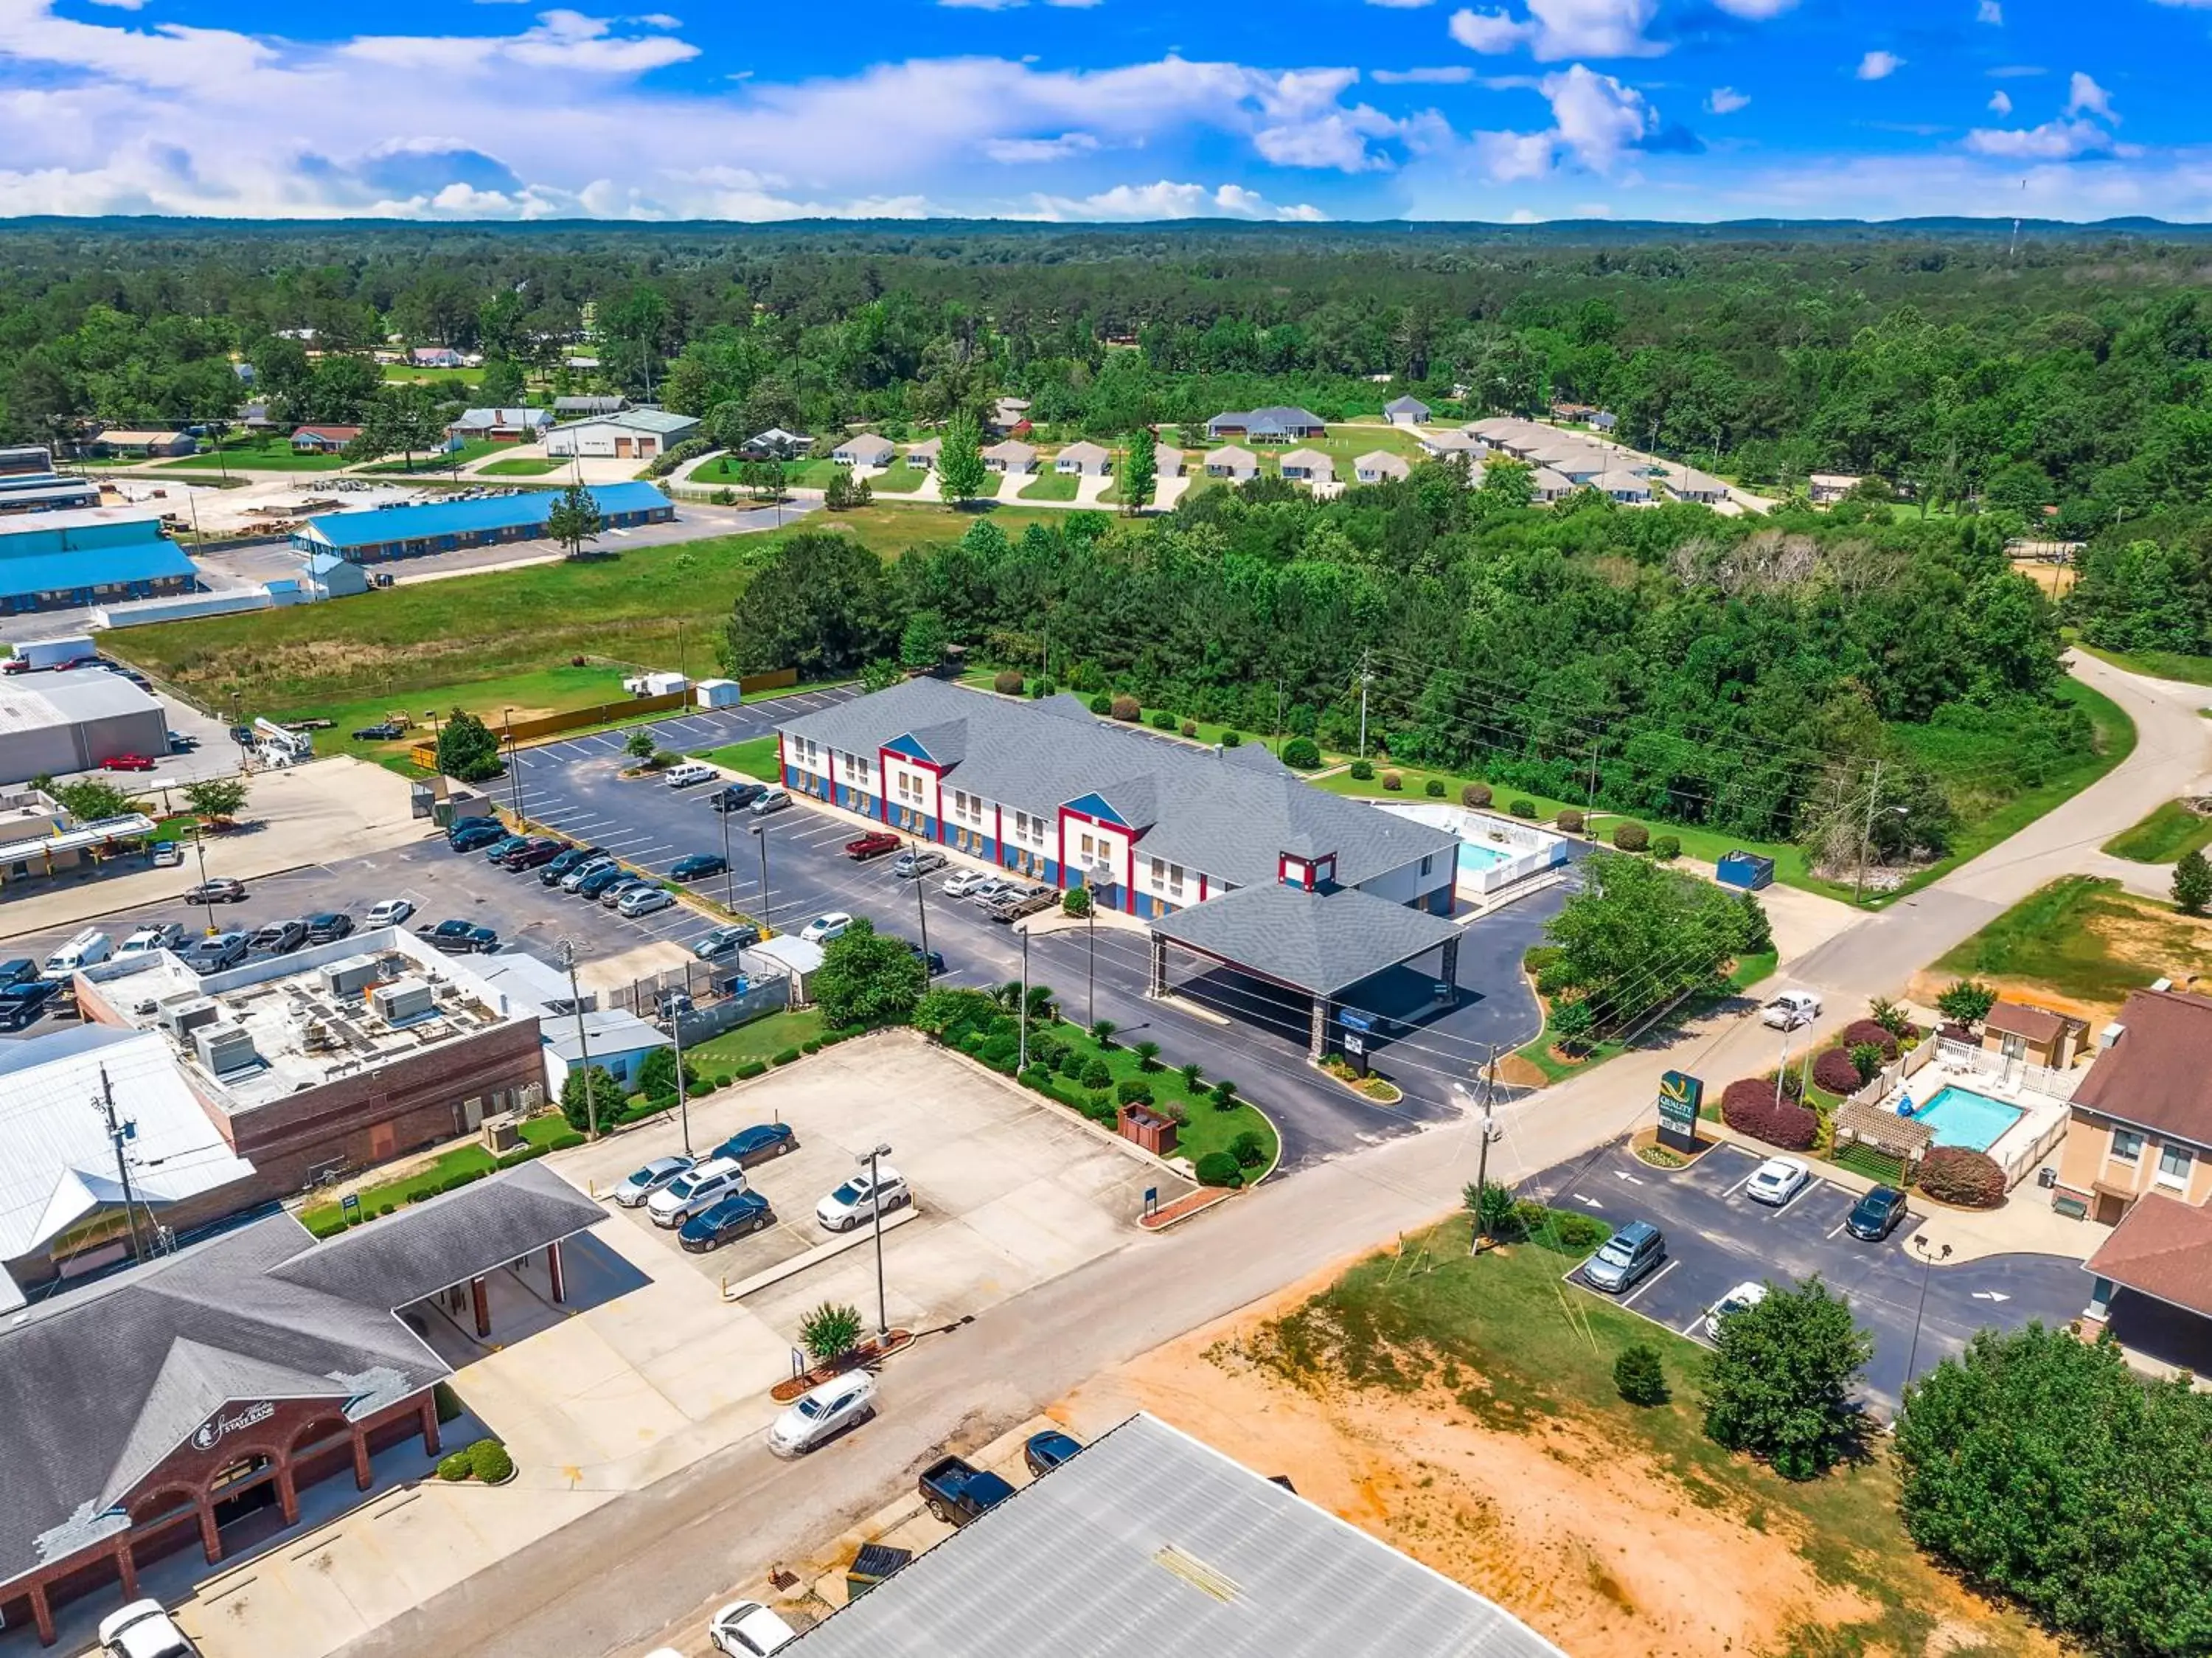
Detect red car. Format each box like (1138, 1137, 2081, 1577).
(103, 754, 158, 771)
(845, 831, 901, 861)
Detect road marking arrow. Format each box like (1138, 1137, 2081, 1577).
(1972, 1290, 2011, 1303)
(1573, 1193, 1604, 1209)
(1613, 1170, 1644, 1185)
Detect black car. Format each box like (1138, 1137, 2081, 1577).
(540, 845, 603, 885)
(248, 919, 309, 955)
(421, 919, 498, 954)
(669, 853, 727, 881)
(351, 721, 406, 740)
(0, 957, 39, 987)
(678, 1190, 774, 1253)
(1023, 1430, 1082, 1478)
(1845, 1185, 1909, 1242)
(305, 912, 355, 945)
(184, 878, 248, 904)
(902, 940, 947, 977)
(0, 979, 62, 1030)
(711, 1123, 797, 1167)
(693, 923, 760, 961)
(711, 783, 768, 813)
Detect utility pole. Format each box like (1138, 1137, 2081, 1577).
(720, 799, 735, 916)
(1853, 757, 1885, 907)
(1018, 926, 1031, 1072)
(504, 708, 522, 822)
(557, 940, 599, 1140)
(1357, 651, 1373, 760)
(670, 994, 693, 1156)
(863, 1142, 894, 1338)
(94, 1065, 145, 1266)
(1585, 740, 1601, 819)
(913, 842, 931, 974)
(751, 824, 771, 920)
(1470, 1044, 1499, 1251)
(1086, 892, 1096, 1028)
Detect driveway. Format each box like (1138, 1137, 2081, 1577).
(1531, 1137, 2090, 1410)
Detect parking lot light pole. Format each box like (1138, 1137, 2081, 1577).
(720, 801, 736, 916)
(864, 1142, 893, 1339)
(191, 833, 216, 934)
(1904, 1235, 1953, 1390)
(912, 840, 931, 971)
(1018, 926, 1031, 1072)
(751, 824, 771, 920)
(670, 996, 693, 1156)
(504, 707, 523, 822)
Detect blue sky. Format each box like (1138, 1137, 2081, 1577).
(1, 0, 2208, 221)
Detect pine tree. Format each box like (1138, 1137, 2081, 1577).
(2177, 848, 2212, 917)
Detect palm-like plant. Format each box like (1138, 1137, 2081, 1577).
(1133, 1038, 1162, 1072)
(799, 1301, 865, 1365)
(1091, 1019, 1117, 1048)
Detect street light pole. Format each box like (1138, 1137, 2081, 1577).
(557, 940, 599, 1140)
(913, 842, 931, 971)
(864, 1141, 893, 1338)
(1018, 926, 1031, 1072)
(1470, 1044, 1499, 1249)
(191, 832, 216, 934)
(720, 800, 735, 916)
(1903, 1235, 1953, 1390)
(1086, 894, 1096, 1029)
(751, 823, 771, 923)
(671, 995, 693, 1156)
(504, 707, 522, 822)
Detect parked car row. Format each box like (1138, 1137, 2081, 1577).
(447, 816, 687, 922)
(937, 867, 1055, 920)
(612, 1134, 909, 1255)
(709, 780, 790, 817)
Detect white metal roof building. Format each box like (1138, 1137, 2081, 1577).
(790, 1413, 1565, 1657)
(0, 668, 170, 785)
(543, 407, 700, 460)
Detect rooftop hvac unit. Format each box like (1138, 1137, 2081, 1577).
(322, 955, 383, 999)
(372, 977, 437, 1024)
(159, 994, 220, 1041)
(193, 1023, 260, 1075)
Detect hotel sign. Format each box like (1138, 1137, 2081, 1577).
(1657, 1070, 1703, 1154)
(191, 1401, 276, 1452)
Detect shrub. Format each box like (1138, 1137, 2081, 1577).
(437, 1449, 474, 1482)
(801, 1038, 824, 1055)
(1231, 1130, 1267, 1168)
(1054, 1045, 1085, 1078)
(1849, 1041, 1886, 1082)
(1194, 1151, 1242, 1187)
(712, 1075, 731, 1091)
(1110, 694, 1141, 721)
(1091, 1019, 1117, 1047)
(1461, 783, 1492, 808)
(434, 1381, 465, 1422)
(712, 486, 736, 506)
(1424, 778, 1446, 797)
(1918, 1145, 2006, 1208)
(1133, 1038, 1161, 1072)
(1382, 771, 1402, 791)
(1812, 1047, 1865, 1095)
(1349, 759, 1374, 780)
(771, 1047, 802, 1066)
(1082, 1091, 1115, 1124)
(1021, 1064, 1053, 1092)
(468, 1438, 513, 1482)
(1615, 1343, 1669, 1406)
(1719, 1078, 1820, 1151)
(1652, 834, 1681, 861)
(1150, 710, 1178, 731)
(1840, 1019, 1902, 1060)
(1613, 822, 1650, 852)
(992, 670, 1024, 696)
(1033, 676, 1057, 698)
(1280, 735, 1321, 769)
(1220, 730, 1241, 747)
(1554, 1212, 1606, 1249)
(1209, 1080, 1239, 1111)
(1180, 721, 1197, 738)
(1557, 808, 1585, 833)
(1114, 1078, 1154, 1106)
(734, 1060, 768, 1080)
(1089, 693, 1113, 715)
(1081, 1057, 1111, 1090)
(1179, 1059, 1205, 1091)
(1062, 886, 1092, 918)
(799, 1302, 864, 1364)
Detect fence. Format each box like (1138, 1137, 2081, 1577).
(1934, 1038, 2084, 1102)
(607, 959, 790, 1043)
(407, 670, 802, 768)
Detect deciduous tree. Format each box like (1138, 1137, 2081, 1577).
(723, 530, 893, 677)
(936, 410, 987, 505)
(1118, 431, 1156, 514)
(1702, 1277, 1871, 1478)
(812, 918, 925, 1030)
(436, 709, 503, 782)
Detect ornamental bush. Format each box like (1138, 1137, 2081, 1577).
(1812, 1047, 1866, 1095)
(1461, 783, 1492, 808)
(771, 1047, 802, 1066)
(1719, 1077, 1820, 1151)
(1231, 1130, 1267, 1168)
(1150, 710, 1178, 731)
(1840, 1019, 1902, 1059)
(1509, 799, 1537, 819)
(992, 670, 1024, 696)
(1180, 721, 1197, 738)
(1652, 834, 1681, 861)
(1424, 778, 1446, 797)
(1195, 1151, 1242, 1187)
(1110, 694, 1141, 721)
(1081, 1057, 1111, 1089)
(437, 1449, 473, 1482)
(468, 1438, 513, 1482)
(1349, 759, 1374, 780)
(1089, 693, 1112, 715)
(1382, 771, 1402, 791)
(1114, 1078, 1153, 1106)
(1613, 822, 1650, 852)
(1220, 730, 1242, 747)
(1557, 808, 1585, 833)
(1615, 1343, 1669, 1406)
(1917, 1145, 2006, 1208)
(1281, 735, 1321, 769)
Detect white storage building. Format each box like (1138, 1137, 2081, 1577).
(0, 669, 169, 783)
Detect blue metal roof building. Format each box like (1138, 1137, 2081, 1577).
(0, 508, 199, 614)
(291, 482, 674, 563)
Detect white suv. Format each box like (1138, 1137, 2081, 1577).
(99, 1600, 199, 1658)
(647, 1157, 747, 1227)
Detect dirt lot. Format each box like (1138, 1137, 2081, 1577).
(1060, 1245, 2057, 1658)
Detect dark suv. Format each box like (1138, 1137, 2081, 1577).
(540, 845, 603, 885)
(305, 912, 355, 945)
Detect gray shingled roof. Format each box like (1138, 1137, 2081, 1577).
(0, 1165, 604, 1592)
(776, 679, 1456, 892)
(787, 1412, 1563, 1658)
(1151, 882, 1462, 996)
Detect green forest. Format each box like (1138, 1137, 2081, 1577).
(5, 221, 2212, 537)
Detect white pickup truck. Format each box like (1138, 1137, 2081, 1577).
(1760, 991, 1822, 1030)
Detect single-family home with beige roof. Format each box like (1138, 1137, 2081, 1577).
(905, 437, 941, 471)
(982, 440, 1037, 475)
(1204, 445, 1258, 481)
(1054, 440, 1113, 477)
(1152, 443, 1184, 478)
(1419, 430, 1484, 459)
(1278, 448, 1334, 485)
(832, 433, 896, 468)
(1383, 395, 1430, 427)
(1354, 451, 1409, 485)
(1659, 462, 1730, 504)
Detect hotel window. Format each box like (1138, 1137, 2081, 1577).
(2158, 1143, 2194, 1189)
(2110, 1128, 2144, 1164)
(1079, 833, 1096, 861)
(897, 771, 924, 805)
(1420, 855, 1433, 877)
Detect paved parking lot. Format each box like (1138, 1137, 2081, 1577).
(1532, 1137, 2090, 1409)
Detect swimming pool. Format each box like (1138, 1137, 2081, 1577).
(1909, 1085, 2024, 1154)
(1456, 841, 1511, 874)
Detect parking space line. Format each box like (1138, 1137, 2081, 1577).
(1616, 1257, 1678, 1309)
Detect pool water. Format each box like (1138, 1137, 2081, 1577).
(1456, 841, 1510, 873)
(1909, 1085, 2023, 1153)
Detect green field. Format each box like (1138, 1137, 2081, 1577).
(381, 364, 480, 386)
(689, 1007, 826, 1070)
(361, 440, 502, 475)
(2104, 799, 2212, 863)
(477, 455, 568, 477)
(1933, 874, 2212, 1010)
(2070, 638, 2212, 687)
(870, 461, 928, 494)
(698, 735, 781, 780)
(170, 435, 348, 472)
(1017, 468, 1081, 502)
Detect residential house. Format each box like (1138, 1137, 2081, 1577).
(289, 426, 360, 456)
(553, 395, 629, 418)
(1983, 999, 2087, 1072)
(1278, 448, 1335, 485)
(1590, 467, 1655, 504)
(1526, 465, 1574, 503)
(1589, 411, 1618, 432)
(1383, 395, 1430, 427)
(88, 430, 197, 460)
(1808, 473, 1861, 505)
(445, 408, 552, 445)
(543, 408, 700, 462)
(1203, 445, 1258, 481)
(235, 403, 282, 434)
(1054, 440, 1113, 477)
(1417, 431, 1484, 460)
(831, 434, 896, 468)
(738, 428, 812, 461)
(990, 398, 1032, 437)
(1354, 451, 1410, 485)
(1152, 443, 1184, 478)
(409, 347, 465, 370)
(981, 440, 1037, 475)
(1206, 406, 1327, 445)
(1659, 463, 1730, 504)
(905, 438, 942, 471)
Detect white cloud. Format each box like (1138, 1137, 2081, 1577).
(1964, 117, 2117, 159)
(1705, 85, 1749, 114)
(1371, 66, 1475, 82)
(1363, 0, 1439, 10)
(1447, 0, 1663, 61)
(1988, 89, 2011, 114)
(1023, 179, 1324, 220)
(2066, 71, 2115, 119)
(981, 131, 1100, 162)
(1977, 0, 2002, 20)
(1856, 50, 1903, 80)
(1540, 63, 1653, 170)
(1711, 0, 1795, 15)
(78, 0, 148, 9)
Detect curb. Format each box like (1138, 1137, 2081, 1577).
(720, 1207, 921, 1302)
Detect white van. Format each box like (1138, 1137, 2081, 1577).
(44, 929, 112, 977)
(664, 762, 717, 790)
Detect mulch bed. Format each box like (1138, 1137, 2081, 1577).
(768, 1329, 914, 1402)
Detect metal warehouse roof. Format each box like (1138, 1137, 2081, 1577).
(299, 482, 669, 552)
(0, 667, 164, 732)
(787, 1413, 1564, 1658)
(1150, 881, 1464, 997)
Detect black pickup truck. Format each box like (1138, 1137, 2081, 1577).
(918, 1455, 1015, 1528)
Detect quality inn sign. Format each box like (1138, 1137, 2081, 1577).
(191, 1401, 276, 1452)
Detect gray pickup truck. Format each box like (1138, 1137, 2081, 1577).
(918, 1454, 1016, 1527)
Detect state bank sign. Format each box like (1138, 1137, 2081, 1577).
(191, 1401, 276, 1453)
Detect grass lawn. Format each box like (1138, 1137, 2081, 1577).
(870, 462, 928, 495)
(2104, 799, 2212, 863)
(1514, 947, 1776, 1084)
(1249, 1218, 2040, 1654)
(300, 1144, 495, 1228)
(477, 455, 568, 477)
(274, 664, 649, 764)
(1933, 875, 2212, 1010)
(695, 735, 782, 780)
(1310, 422, 1429, 474)
(170, 436, 348, 472)
(2070, 638, 2212, 687)
(1017, 469, 1082, 502)
(381, 364, 480, 386)
(360, 440, 503, 475)
(689, 1006, 826, 1072)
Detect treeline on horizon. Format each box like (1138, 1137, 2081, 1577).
(4, 222, 2212, 541)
